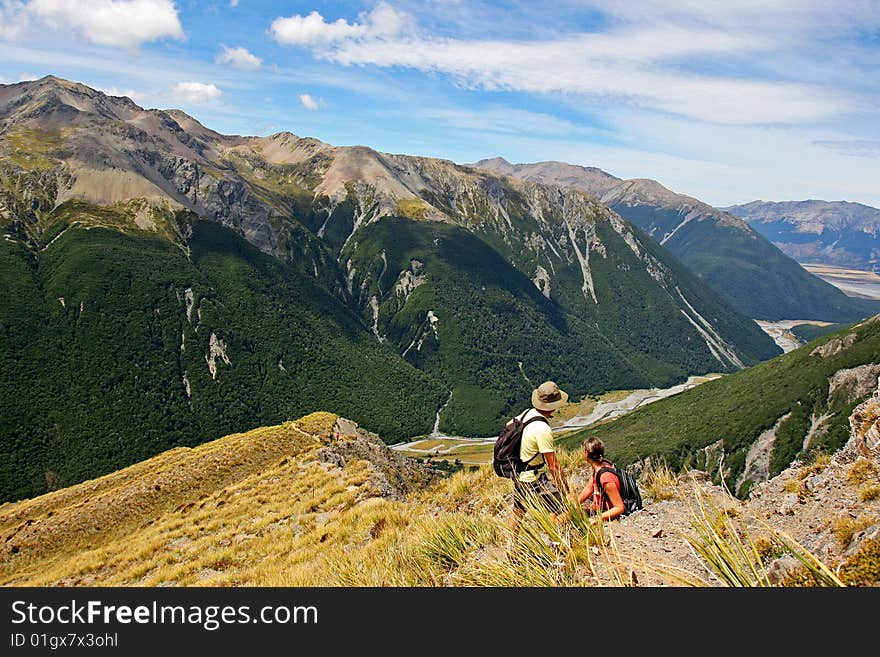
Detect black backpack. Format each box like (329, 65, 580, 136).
(595, 465, 643, 516)
(493, 412, 550, 479)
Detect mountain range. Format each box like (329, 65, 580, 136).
(473, 158, 880, 322)
(725, 199, 880, 273)
(0, 76, 783, 501)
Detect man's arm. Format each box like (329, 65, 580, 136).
(542, 451, 570, 495)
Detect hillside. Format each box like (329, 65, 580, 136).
(1, 76, 781, 500)
(726, 199, 880, 273)
(560, 315, 880, 498)
(472, 158, 879, 322)
(0, 215, 445, 502)
(2, 400, 878, 588)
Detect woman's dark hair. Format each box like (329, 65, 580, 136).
(583, 437, 606, 462)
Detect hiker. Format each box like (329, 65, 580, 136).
(509, 380, 572, 529)
(574, 437, 626, 522)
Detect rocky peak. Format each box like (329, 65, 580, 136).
(471, 157, 621, 198)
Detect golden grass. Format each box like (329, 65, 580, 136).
(641, 458, 678, 502)
(5, 128, 63, 170)
(1, 411, 852, 589)
(860, 485, 880, 502)
(685, 486, 843, 587)
(833, 515, 876, 548)
(0, 419, 329, 583)
(848, 459, 878, 486)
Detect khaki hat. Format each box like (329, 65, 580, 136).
(531, 380, 569, 411)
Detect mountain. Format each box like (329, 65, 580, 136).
(472, 158, 880, 322)
(560, 314, 880, 497)
(0, 76, 780, 501)
(471, 157, 621, 197)
(725, 199, 880, 273)
(2, 401, 878, 587)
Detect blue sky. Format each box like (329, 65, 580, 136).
(2, 0, 880, 207)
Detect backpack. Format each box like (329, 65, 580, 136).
(493, 412, 550, 479)
(595, 465, 643, 516)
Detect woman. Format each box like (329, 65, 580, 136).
(574, 437, 625, 522)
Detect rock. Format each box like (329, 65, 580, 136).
(803, 475, 823, 491)
(651, 528, 664, 538)
(767, 554, 802, 585)
(780, 493, 799, 515)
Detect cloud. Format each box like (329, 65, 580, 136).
(230, 0, 239, 6)
(270, 2, 413, 47)
(422, 107, 588, 137)
(814, 140, 880, 158)
(14, 0, 184, 48)
(217, 46, 262, 71)
(299, 93, 320, 111)
(170, 81, 221, 104)
(269, 5, 862, 125)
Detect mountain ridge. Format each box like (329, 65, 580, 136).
(1, 75, 779, 501)
(472, 157, 880, 322)
(726, 199, 880, 273)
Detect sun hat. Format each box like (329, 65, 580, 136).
(531, 380, 569, 411)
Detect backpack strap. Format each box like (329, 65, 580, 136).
(594, 465, 619, 508)
(520, 414, 550, 470)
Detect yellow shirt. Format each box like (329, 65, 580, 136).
(517, 408, 554, 482)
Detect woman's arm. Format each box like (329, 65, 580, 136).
(600, 478, 625, 521)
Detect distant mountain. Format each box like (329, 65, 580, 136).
(473, 158, 880, 322)
(725, 199, 880, 273)
(0, 76, 780, 501)
(471, 157, 621, 197)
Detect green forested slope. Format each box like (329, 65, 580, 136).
(609, 203, 880, 322)
(344, 216, 778, 436)
(0, 217, 445, 502)
(560, 317, 880, 495)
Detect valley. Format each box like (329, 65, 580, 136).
(393, 374, 723, 465)
(755, 319, 835, 353)
(802, 264, 880, 300)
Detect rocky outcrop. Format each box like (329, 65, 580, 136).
(316, 417, 435, 501)
(849, 381, 880, 455)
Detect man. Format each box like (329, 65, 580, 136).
(510, 380, 571, 530)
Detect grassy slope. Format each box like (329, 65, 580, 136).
(610, 203, 880, 322)
(0, 217, 445, 502)
(558, 317, 880, 492)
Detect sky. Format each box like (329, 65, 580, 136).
(1, 0, 879, 207)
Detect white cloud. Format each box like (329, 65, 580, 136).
(270, 2, 413, 47)
(814, 140, 880, 158)
(229, 0, 239, 6)
(17, 0, 184, 48)
(217, 46, 262, 71)
(96, 85, 142, 101)
(423, 107, 588, 137)
(170, 81, 221, 104)
(299, 93, 320, 111)
(270, 5, 864, 126)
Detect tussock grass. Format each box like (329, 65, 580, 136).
(686, 486, 843, 587)
(833, 515, 876, 548)
(848, 459, 878, 486)
(0, 421, 323, 581)
(798, 451, 831, 479)
(641, 458, 678, 502)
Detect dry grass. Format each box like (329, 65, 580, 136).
(685, 486, 843, 587)
(860, 485, 880, 502)
(833, 515, 877, 548)
(641, 458, 678, 502)
(848, 459, 878, 486)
